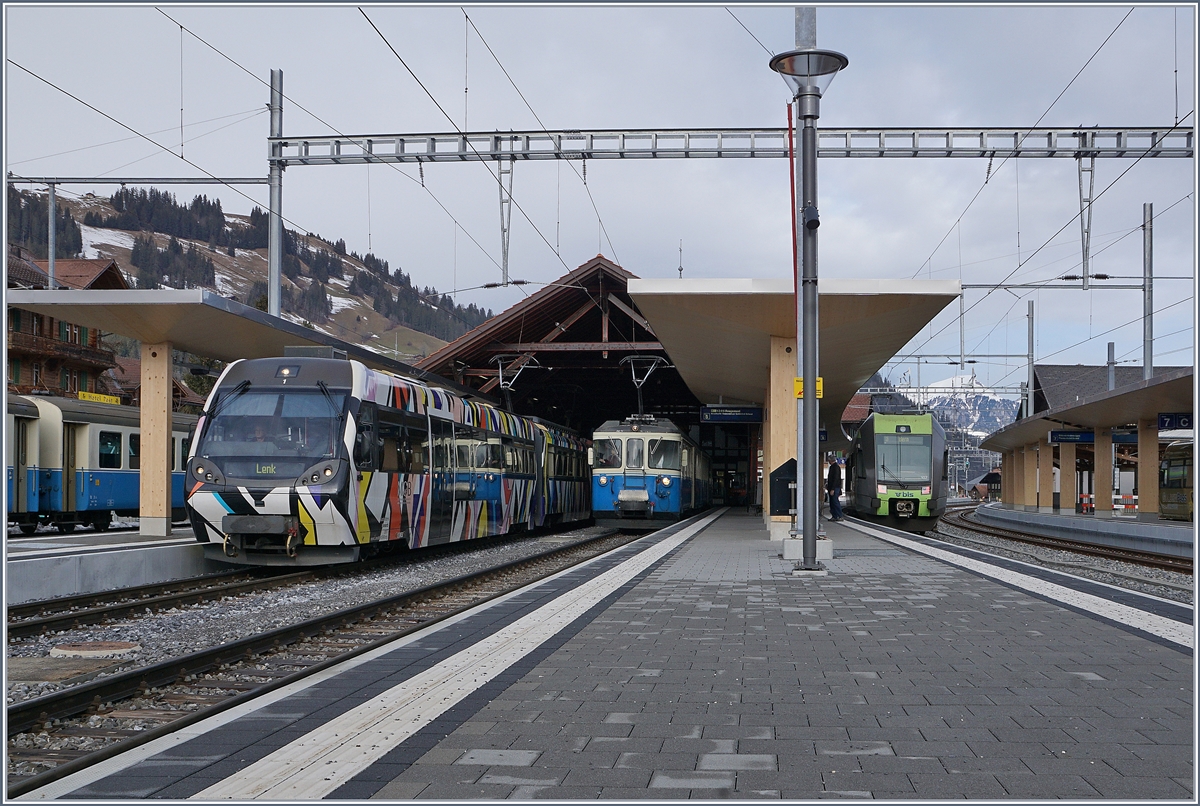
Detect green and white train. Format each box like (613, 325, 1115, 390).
(845, 412, 949, 534)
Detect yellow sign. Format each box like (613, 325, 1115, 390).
(793, 377, 823, 399)
(79, 391, 121, 405)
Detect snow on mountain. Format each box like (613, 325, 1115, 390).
(79, 223, 136, 259)
(916, 374, 1020, 438)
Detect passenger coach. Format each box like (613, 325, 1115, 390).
(590, 415, 711, 529)
(6, 394, 195, 534)
(185, 356, 589, 565)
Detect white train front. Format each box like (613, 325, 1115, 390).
(185, 357, 589, 565)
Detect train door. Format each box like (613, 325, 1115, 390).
(427, 416, 454, 545)
(476, 435, 503, 531)
(624, 436, 647, 493)
(62, 423, 78, 516)
(15, 418, 28, 513)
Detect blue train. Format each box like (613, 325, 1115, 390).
(590, 415, 712, 529)
(6, 394, 196, 534)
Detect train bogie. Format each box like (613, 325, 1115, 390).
(184, 357, 589, 566)
(590, 416, 711, 529)
(846, 412, 948, 533)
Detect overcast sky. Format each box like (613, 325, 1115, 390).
(5, 3, 1196, 394)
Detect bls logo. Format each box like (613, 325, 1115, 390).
(256, 463, 277, 475)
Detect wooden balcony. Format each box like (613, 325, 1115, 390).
(7, 330, 117, 370)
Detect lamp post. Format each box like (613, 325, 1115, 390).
(770, 47, 847, 570)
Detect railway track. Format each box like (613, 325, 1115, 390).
(6, 529, 641, 797)
(941, 508, 1193, 575)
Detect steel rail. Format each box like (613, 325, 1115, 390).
(6, 528, 637, 799)
(945, 509, 1192, 574)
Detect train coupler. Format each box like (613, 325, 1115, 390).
(222, 533, 239, 558)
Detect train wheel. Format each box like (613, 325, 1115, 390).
(55, 522, 76, 534)
(19, 523, 37, 536)
(91, 512, 113, 532)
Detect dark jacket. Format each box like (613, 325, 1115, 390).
(825, 462, 842, 491)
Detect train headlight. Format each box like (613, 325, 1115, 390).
(324, 467, 334, 478)
(196, 465, 205, 476)
(598, 475, 608, 486)
(877, 484, 887, 495)
(660, 476, 672, 487)
(922, 486, 931, 495)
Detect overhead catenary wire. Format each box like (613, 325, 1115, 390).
(908, 7, 1136, 281)
(895, 111, 1195, 365)
(359, 8, 575, 280)
(153, 7, 505, 277)
(462, 10, 622, 266)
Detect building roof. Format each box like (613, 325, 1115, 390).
(106, 355, 213, 408)
(416, 256, 693, 433)
(1033, 364, 1188, 413)
(842, 392, 873, 424)
(31, 258, 130, 290)
(7, 250, 50, 289)
(980, 366, 1193, 452)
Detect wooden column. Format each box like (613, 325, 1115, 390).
(140, 341, 173, 536)
(1023, 444, 1038, 510)
(764, 336, 797, 539)
(1037, 435, 1053, 512)
(1059, 442, 1077, 513)
(1094, 427, 1113, 514)
(1137, 418, 1159, 515)
(1012, 448, 1025, 506)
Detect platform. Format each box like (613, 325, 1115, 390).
(21, 509, 1193, 800)
(6, 529, 226, 604)
(974, 502, 1194, 559)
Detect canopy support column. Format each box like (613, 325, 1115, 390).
(1094, 427, 1113, 514)
(140, 342, 174, 537)
(1137, 418, 1158, 516)
(1058, 442, 1077, 513)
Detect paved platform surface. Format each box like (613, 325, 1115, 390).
(23, 510, 1193, 800)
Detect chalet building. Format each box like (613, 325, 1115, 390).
(6, 245, 123, 398)
(103, 356, 206, 411)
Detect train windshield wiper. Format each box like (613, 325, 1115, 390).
(205, 380, 250, 421)
(878, 461, 903, 483)
(315, 380, 344, 422)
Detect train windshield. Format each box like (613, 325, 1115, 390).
(647, 439, 681, 470)
(195, 388, 347, 479)
(594, 439, 622, 469)
(875, 434, 932, 483)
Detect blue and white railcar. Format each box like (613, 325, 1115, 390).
(590, 416, 710, 529)
(6, 395, 41, 534)
(184, 356, 589, 565)
(14, 396, 195, 532)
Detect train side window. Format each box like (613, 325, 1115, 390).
(99, 431, 122, 469)
(182, 437, 191, 465)
(354, 402, 379, 470)
(129, 433, 141, 470)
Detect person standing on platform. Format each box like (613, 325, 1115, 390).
(826, 455, 844, 522)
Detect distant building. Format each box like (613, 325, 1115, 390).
(6, 245, 122, 398)
(103, 355, 206, 411)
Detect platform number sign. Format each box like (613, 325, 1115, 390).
(1158, 412, 1193, 431)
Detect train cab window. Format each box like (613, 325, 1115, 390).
(129, 434, 141, 470)
(99, 431, 122, 469)
(478, 441, 503, 471)
(626, 438, 644, 469)
(648, 439, 681, 470)
(594, 439, 622, 469)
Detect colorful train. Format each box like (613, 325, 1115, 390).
(6, 394, 196, 534)
(845, 412, 949, 533)
(590, 415, 712, 529)
(184, 356, 590, 565)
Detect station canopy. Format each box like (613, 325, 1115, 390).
(980, 366, 1193, 452)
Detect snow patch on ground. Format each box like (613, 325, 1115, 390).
(78, 224, 136, 258)
(328, 295, 358, 314)
(213, 270, 240, 297)
(328, 276, 350, 289)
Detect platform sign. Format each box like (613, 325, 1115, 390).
(700, 406, 763, 424)
(1158, 412, 1193, 431)
(1049, 430, 1093, 443)
(793, 377, 823, 399)
(1111, 430, 1138, 444)
(819, 428, 828, 443)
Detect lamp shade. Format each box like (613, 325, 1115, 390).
(769, 48, 849, 96)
